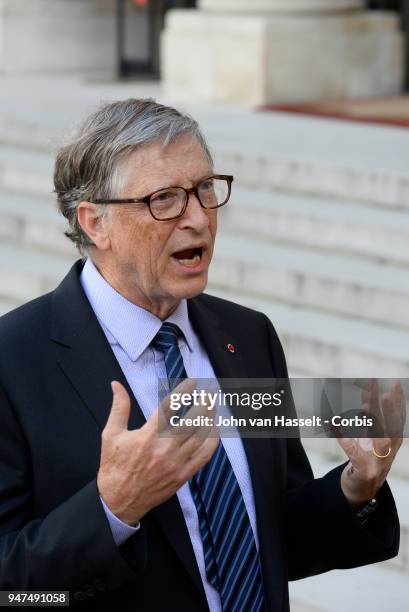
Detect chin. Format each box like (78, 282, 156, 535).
(173, 274, 208, 300)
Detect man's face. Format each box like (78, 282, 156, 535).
(99, 134, 217, 318)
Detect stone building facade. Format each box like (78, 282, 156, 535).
(0, 1, 404, 103)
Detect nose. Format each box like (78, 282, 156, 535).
(178, 190, 212, 232)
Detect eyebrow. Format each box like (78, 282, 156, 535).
(146, 171, 215, 193)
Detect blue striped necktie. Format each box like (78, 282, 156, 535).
(152, 322, 265, 612)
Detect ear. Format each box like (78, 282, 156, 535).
(77, 201, 111, 251)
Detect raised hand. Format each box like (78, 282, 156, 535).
(97, 378, 219, 525)
(337, 379, 406, 509)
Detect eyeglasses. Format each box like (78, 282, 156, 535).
(93, 174, 234, 221)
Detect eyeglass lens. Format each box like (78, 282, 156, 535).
(150, 177, 230, 220)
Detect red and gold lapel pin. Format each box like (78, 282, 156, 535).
(226, 343, 235, 353)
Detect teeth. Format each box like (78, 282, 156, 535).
(177, 253, 201, 266)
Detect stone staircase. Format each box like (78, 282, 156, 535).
(202, 109, 409, 381)
(0, 76, 408, 610)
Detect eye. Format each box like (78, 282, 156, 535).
(200, 179, 214, 191)
(151, 190, 178, 205)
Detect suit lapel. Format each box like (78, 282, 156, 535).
(50, 261, 144, 432)
(187, 297, 246, 379)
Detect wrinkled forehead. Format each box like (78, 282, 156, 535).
(118, 134, 214, 195)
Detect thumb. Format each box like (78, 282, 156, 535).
(104, 381, 131, 435)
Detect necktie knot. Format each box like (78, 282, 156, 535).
(152, 322, 181, 352)
(151, 322, 187, 390)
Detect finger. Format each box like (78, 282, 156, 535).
(157, 378, 198, 433)
(361, 378, 375, 405)
(382, 381, 406, 439)
(395, 380, 407, 432)
(179, 435, 220, 482)
(337, 438, 357, 457)
(179, 424, 219, 457)
(104, 381, 131, 435)
(337, 436, 360, 463)
(159, 384, 216, 439)
(168, 395, 216, 438)
(362, 379, 383, 428)
(145, 378, 198, 436)
(341, 435, 393, 464)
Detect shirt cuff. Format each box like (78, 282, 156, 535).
(100, 496, 140, 546)
(356, 497, 380, 526)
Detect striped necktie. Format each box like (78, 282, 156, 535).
(152, 322, 265, 612)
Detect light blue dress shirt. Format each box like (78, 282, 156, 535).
(80, 257, 259, 612)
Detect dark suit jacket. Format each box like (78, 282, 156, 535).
(0, 261, 399, 610)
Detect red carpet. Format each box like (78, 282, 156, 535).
(259, 96, 409, 128)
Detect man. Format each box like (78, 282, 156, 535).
(0, 98, 404, 610)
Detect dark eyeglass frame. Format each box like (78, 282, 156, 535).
(92, 174, 234, 221)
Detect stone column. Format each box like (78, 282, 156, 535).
(161, 0, 403, 104)
(0, 0, 148, 76)
(0, 0, 115, 74)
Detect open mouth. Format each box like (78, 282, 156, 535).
(172, 246, 204, 267)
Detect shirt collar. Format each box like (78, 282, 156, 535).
(80, 258, 194, 362)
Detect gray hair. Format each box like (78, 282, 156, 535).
(53, 98, 213, 255)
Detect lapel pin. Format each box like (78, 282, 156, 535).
(226, 343, 235, 353)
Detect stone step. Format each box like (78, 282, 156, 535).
(0, 109, 64, 154)
(1, 190, 76, 256)
(2, 82, 409, 210)
(223, 186, 409, 266)
(0, 243, 75, 304)
(290, 562, 408, 612)
(210, 233, 409, 329)
(0, 76, 162, 153)
(193, 106, 409, 210)
(206, 286, 409, 377)
(0, 144, 54, 195)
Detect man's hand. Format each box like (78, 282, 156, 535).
(338, 380, 406, 509)
(97, 379, 219, 525)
